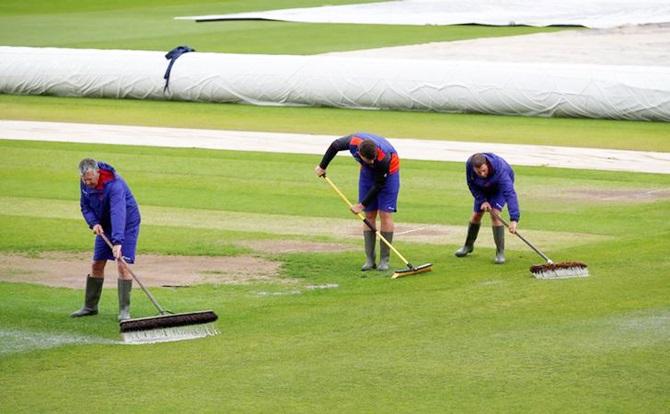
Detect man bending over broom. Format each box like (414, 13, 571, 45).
(71, 158, 141, 321)
(315, 133, 400, 272)
(454, 153, 520, 264)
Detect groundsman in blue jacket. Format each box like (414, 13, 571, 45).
(71, 158, 141, 321)
(455, 153, 520, 264)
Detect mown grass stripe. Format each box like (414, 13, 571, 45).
(0, 196, 610, 249)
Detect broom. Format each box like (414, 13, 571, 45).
(100, 234, 219, 344)
(492, 213, 589, 279)
(321, 175, 432, 279)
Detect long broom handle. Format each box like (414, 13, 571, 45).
(492, 213, 553, 264)
(99, 233, 169, 315)
(322, 175, 413, 267)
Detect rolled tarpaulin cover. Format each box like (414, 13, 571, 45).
(1, 46, 669, 121)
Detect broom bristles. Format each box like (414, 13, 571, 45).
(120, 310, 218, 333)
(122, 323, 219, 344)
(530, 262, 589, 279)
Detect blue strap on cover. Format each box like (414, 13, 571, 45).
(163, 45, 195, 92)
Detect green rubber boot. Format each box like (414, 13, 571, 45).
(361, 231, 377, 271)
(377, 231, 394, 271)
(70, 275, 103, 317)
(493, 225, 506, 264)
(117, 279, 132, 321)
(455, 222, 481, 257)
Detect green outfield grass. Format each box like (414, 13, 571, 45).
(2, 95, 670, 151)
(1, 0, 669, 412)
(0, 140, 668, 413)
(0, 0, 564, 54)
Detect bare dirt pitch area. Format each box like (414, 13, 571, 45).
(0, 240, 356, 289)
(0, 224, 610, 290)
(524, 185, 670, 206)
(0, 252, 281, 288)
(562, 188, 670, 203)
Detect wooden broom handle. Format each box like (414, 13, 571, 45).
(492, 212, 553, 264)
(99, 233, 169, 314)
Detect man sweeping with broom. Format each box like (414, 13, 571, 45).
(315, 133, 400, 272)
(455, 153, 520, 264)
(71, 158, 141, 321)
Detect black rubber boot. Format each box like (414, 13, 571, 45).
(361, 231, 377, 271)
(377, 231, 393, 271)
(493, 225, 506, 264)
(117, 279, 132, 321)
(70, 275, 103, 317)
(454, 222, 481, 257)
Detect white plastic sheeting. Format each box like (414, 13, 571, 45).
(176, 0, 670, 29)
(1, 46, 669, 121)
(322, 24, 670, 67)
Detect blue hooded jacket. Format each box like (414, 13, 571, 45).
(80, 162, 141, 245)
(466, 153, 520, 221)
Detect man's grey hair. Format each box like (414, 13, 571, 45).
(78, 158, 99, 176)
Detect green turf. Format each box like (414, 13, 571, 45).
(0, 140, 668, 413)
(2, 95, 670, 151)
(0, 0, 564, 54)
(1, 1, 669, 412)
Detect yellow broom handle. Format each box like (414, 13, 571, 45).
(322, 175, 411, 266)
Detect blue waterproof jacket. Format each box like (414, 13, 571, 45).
(466, 153, 520, 221)
(80, 162, 141, 245)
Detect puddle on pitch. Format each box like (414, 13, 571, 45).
(0, 329, 118, 355)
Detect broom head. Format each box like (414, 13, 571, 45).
(391, 263, 432, 279)
(530, 261, 589, 279)
(120, 310, 218, 344)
